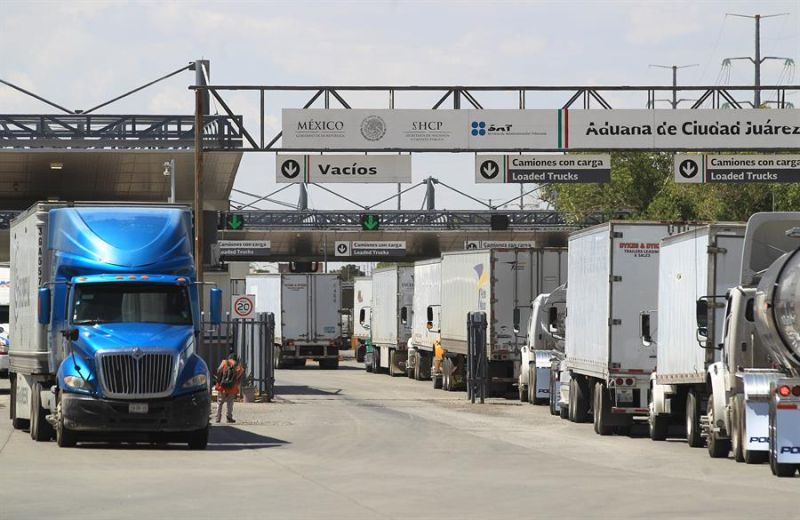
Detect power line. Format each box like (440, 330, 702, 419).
(648, 64, 699, 108)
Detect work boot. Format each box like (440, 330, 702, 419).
(226, 416, 236, 423)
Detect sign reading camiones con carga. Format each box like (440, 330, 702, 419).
(475, 154, 610, 183)
(674, 154, 800, 183)
(282, 109, 800, 151)
(276, 154, 411, 183)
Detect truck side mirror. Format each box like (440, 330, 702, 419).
(38, 287, 51, 325)
(209, 288, 222, 325)
(696, 298, 708, 339)
(640, 312, 652, 346)
(513, 308, 521, 333)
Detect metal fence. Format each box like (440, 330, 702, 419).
(200, 312, 275, 401)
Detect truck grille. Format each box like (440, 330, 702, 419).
(97, 351, 176, 399)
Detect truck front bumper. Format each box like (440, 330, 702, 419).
(62, 390, 210, 433)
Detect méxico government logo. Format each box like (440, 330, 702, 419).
(360, 115, 387, 141)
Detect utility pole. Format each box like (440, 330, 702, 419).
(725, 13, 790, 107)
(193, 59, 209, 302)
(649, 64, 698, 108)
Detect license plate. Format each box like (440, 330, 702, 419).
(616, 389, 634, 403)
(128, 403, 149, 414)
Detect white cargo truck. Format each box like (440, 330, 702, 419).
(521, 284, 567, 410)
(698, 213, 800, 476)
(366, 266, 414, 376)
(407, 259, 440, 382)
(248, 273, 343, 369)
(438, 248, 566, 393)
(352, 277, 372, 363)
(643, 224, 745, 443)
(565, 222, 691, 435)
(0, 265, 9, 376)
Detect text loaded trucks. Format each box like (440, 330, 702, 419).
(364, 266, 414, 376)
(9, 203, 221, 448)
(644, 224, 745, 444)
(352, 276, 372, 363)
(521, 284, 567, 413)
(566, 222, 690, 435)
(407, 259, 440, 382)
(438, 248, 566, 394)
(248, 273, 343, 369)
(697, 213, 800, 476)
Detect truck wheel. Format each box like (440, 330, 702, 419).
(30, 382, 54, 442)
(770, 445, 797, 477)
(519, 380, 528, 403)
(649, 412, 669, 441)
(685, 389, 703, 448)
(731, 394, 745, 462)
(407, 352, 415, 379)
(529, 368, 538, 404)
(10, 373, 28, 430)
(55, 396, 77, 448)
(559, 403, 569, 419)
(274, 347, 286, 369)
(187, 426, 210, 450)
(355, 344, 366, 363)
(706, 392, 730, 458)
(570, 377, 589, 423)
(594, 382, 613, 436)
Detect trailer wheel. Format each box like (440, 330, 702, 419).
(648, 388, 668, 441)
(442, 358, 451, 391)
(274, 346, 286, 369)
(355, 344, 366, 363)
(706, 393, 731, 458)
(731, 394, 745, 462)
(9, 373, 28, 430)
(685, 389, 703, 448)
(594, 382, 613, 436)
(30, 382, 54, 442)
(55, 395, 77, 448)
(570, 376, 589, 423)
(770, 444, 797, 478)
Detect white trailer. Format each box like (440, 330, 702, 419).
(645, 224, 745, 443)
(0, 265, 9, 376)
(565, 222, 692, 435)
(438, 248, 566, 393)
(366, 266, 414, 377)
(247, 273, 343, 369)
(352, 277, 372, 363)
(407, 259, 441, 382)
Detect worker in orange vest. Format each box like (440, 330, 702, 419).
(215, 350, 244, 423)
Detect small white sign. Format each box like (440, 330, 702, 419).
(276, 154, 412, 183)
(465, 240, 536, 250)
(476, 154, 610, 183)
(334, 241, 407, 257)
(334, 241, 351, 257)
(231, 294, 256, 319)
(673, 155, 703, 184)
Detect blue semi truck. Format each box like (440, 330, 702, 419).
(8, 203, 221, 449)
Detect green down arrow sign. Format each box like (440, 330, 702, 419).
(227, 214, 244, 230)
(361, 214, 380, 231)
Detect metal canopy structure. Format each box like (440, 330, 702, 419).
(189, 83, 800, 152)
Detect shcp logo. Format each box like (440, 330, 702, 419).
(360, 115, 386, 141)
(281, 159, 301, 179)
(471, 121, 486, 136)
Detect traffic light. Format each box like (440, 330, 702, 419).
(490, 214, 510, 231)
(360, 214, 380, 231)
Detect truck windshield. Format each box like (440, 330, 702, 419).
(0, 305, 8, 324)
(72, 283, 192, 325)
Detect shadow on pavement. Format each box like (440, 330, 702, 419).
(208, 425, 289, 451)
(274, 385, 342, 396)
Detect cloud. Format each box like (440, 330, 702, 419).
(626, 4, 703, 45)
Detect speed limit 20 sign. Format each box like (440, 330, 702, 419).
(231, 294, 256, 319)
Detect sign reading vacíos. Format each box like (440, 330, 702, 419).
(674, 154, 800, 184)
(276, 154, 411, 183)
(282, 109, 800, 151)
(475, 154, 610, 183)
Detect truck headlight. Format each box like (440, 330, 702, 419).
(182, 373, 207, 389)
(63, 375, 92, 391)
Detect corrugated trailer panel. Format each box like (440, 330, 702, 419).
(311, 275, 341, 342)
(371, 266, 413, 348)
(656, 225, 744, 383)
(412, 260, 441, 351)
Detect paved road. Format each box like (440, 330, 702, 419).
(0, 361, 797, 519)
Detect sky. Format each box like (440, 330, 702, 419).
(2, 0, 799, 211)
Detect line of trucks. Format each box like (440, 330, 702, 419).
(353, 213, 800, 478)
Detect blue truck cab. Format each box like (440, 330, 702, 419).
(8, 203, 221, 449)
